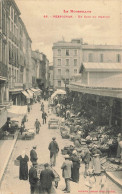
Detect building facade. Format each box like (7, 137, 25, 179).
(49, 64, 53, 88)
(8, 1, 32, 105)
(52, 39, 122, 89)
(0, 0, 33, 107)
(31, 50, 49, 90)
(52, 39, 82, 89)
(0, 0, 10, 129)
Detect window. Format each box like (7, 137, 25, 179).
(9, 67, 11, 80)
(66, 59, 69, 66)
(2, 42, 6, 64)
(2, 10, 6, 35)
(58, 59, 61, 66)
(57, 49, 61, 56)
(74, 69, 77, 74)
(117, 54, 121, 62)
(58, 81, 61, 87)
(88, 53, 93, 62)
(17, 70, 18, 82)
(15, 70, 16, 82)
(11, 7, 13, 20)
(66, 79, 69, 84)
(100, 54, 103, 62)
(74, 59, 77, 66)
(58, 69, 61, 75)
(66, 49, 69, 56)
(66, 69, 69, 77)
(74, 50, 77, 56)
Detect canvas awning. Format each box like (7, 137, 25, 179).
(26, 89, 34, 98)
(30, 88, 41, 95)
(7, 105, 27, 118)
(51, 89, 66, 99)
(21, 90, 30, 98)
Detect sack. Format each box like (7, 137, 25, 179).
(14, 159, 20, 166)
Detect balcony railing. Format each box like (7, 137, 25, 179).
(14, 82, 23, 88)
(9, 82, 23, 89)
(0, 62, 8, 78)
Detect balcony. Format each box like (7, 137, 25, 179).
(9, 82, 23, 90)
(0, 62, 8, 78)
(14, 82, 23, 88)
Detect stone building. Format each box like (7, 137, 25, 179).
(0, 0, 10, 129)
(31, 50, 49, 90)
(52, 38, 122, 89)
(0, 0, 33, 132)
(49, 63, 53, 88)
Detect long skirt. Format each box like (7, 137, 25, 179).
(71, 167, 80, 182)
(93, 156, 101, 174)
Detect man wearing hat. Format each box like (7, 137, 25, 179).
(29, 162, 39, 194)
(48, 137, 59, 166)
(61, 155, 73, 193)
(34, 118, 41, 134)
(40, 163, 55, 194)
(30, 146, 38, 164)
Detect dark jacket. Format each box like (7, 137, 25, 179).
(48, 140, 59, 153)
(29, 166, 38, 186)
(40, 169, 55, 190)
(30, 149, 38, 162)
(42, 112, 47, 119)
(83, 152, 91, 164)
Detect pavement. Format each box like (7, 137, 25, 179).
(0, 131, 18, 185)
(0, 100, 122, 194)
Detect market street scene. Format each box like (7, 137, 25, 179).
(0, 0, 122, 194)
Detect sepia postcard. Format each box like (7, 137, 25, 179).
(0, 0, 122, 194)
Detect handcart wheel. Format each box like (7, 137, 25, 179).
(55, 181, 58, 188)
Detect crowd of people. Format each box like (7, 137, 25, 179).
(16, 136, 83, 194)
(14, 93, 122, 194)
(16, 140, 57, 194)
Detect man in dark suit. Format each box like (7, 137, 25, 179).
(42, 111, 47, 124)
(48, 137, 59, 166)
(40, 163, 55, 194)
(30, 146, 38, 164)
(29, 162, 39, 194)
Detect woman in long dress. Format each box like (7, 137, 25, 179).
(91, 146, 102, 175)
(16, 150, 29, 180)
(71, 151, 80, 183)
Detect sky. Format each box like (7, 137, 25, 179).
(15, 0, 121, 61)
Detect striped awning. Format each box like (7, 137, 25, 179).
(26, 89, 34, 98)
(21, 91, 30, 98)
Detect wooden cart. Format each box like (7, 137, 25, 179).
(48, 118, 59, 129)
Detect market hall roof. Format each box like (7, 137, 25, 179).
(79, 63, 122, 73)
(68, 82, 122, 99)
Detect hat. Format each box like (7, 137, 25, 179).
(64, 155, 70, 159)
(44, 163, 49, 167)
(72, 150, 77, 155)
(33, 161, 38, 166)
(52, 137, 56, 140)
(33, 145, 37, 149)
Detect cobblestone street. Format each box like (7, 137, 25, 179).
(0, 101, 122, 194)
